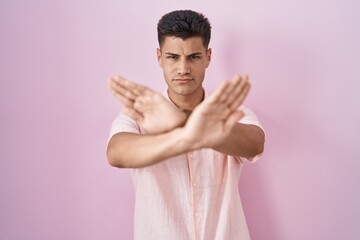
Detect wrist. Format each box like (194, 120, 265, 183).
(175, 125, 203, 151)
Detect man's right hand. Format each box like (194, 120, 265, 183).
(108, 76, 187, 134)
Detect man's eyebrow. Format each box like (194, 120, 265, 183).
(165, 52, 179, 56)
(188, 52, 202, 56)
(164, 52, 203, 56)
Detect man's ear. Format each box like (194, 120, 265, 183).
(206, 48, 212, 67)
(156, 48, 162, 67)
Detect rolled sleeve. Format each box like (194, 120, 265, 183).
(107, 114, 141, 144)
(237, 106, 265, 163)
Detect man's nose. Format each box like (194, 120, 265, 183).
(177, 59, 190, 75)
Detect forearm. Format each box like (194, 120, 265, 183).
(107, 128, 194, 168)
(213, 123, 265, 160)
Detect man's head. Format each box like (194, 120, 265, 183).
(156, 10, 212, 103)
(157, 10, 211, 49)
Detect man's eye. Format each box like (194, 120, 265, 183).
(167, 55, 178, 60)
(189, 55, 200, 60)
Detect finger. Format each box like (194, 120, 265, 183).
(117, 76, 149, 96)
(233, 74, 249, 97)
(112, 76, 148, 100)
(208, 81, 231, 103)
(109, 77, 138, 101)
(132, 83, 150, 96)
(230, 82, 251, 110)
(133, 95, 150, 111)
(220, 103, 233, 119)
(225, 75, 248, 108)
(112, 76, 133, 93)
(122, 107, 143, 122)
(112, 91, 136, 107)
(108, 78, 136, 107)
(214, 74, 247, 105)
(113, 75, 134, 90)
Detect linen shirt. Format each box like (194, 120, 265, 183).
(108, 92, 263, 240)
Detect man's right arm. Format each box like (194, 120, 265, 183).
(107, 128, 193, 168)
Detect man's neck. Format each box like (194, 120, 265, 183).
(167, 88, 205, 111)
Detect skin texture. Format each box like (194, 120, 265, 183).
(107, 36, 265, 168)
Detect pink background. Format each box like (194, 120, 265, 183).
(1, 1, 359, 239)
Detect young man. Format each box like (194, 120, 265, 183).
(107, 10, 265, 240)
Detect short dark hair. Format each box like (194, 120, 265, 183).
(157, 10, 211, 48)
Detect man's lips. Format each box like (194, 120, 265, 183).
(173, 78, 193, 83)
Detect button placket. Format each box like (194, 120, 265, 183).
(188, 151, 200, 239)
(188, 152, 196, 187)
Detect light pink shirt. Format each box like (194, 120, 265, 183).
(108, 93, 263, 240)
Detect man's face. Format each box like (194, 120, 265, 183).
(157, 36, 211, 98)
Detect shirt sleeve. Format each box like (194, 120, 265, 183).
(237, 106, 265, 163)
(107, 114, 141, 144)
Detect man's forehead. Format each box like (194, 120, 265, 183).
(161, 36, 206, 53)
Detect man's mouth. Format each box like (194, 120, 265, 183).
(173, 78, 193, 83)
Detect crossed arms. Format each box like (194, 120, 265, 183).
(106, 75, 265, 168)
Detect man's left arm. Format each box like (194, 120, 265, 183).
(213, 122, 265, 161)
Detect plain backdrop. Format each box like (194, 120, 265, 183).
(1, 0, 359, 239)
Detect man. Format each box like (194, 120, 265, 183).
(107, 10, 265, 240)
